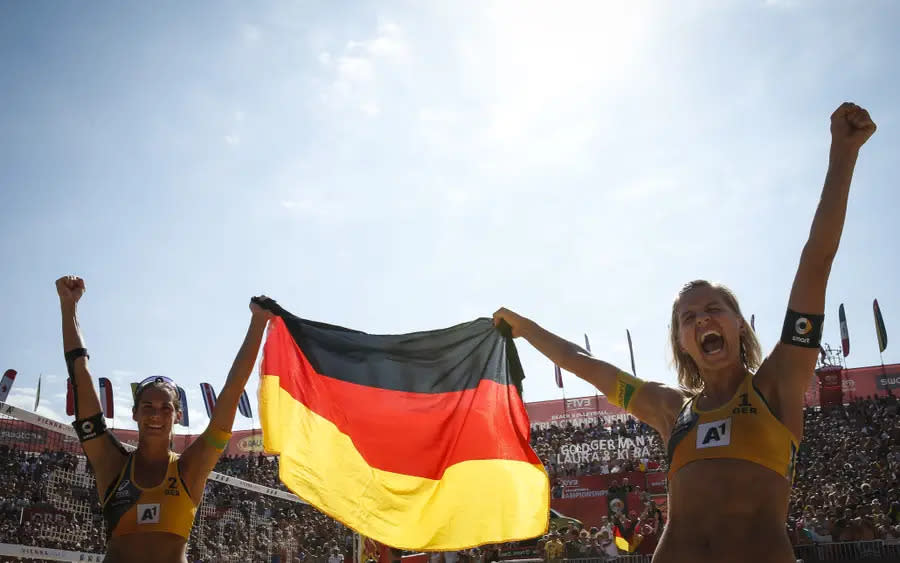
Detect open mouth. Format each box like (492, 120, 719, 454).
(700, 330, 724, 354)
(146, 424, 164, 430)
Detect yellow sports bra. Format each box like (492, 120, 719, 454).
(101, 451, 197, 539)
(667, 373, 799, 482)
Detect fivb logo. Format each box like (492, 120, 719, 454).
(137, 503, 160, 524)
(696, 418, 732, 449)
(566, 398, 592, 410)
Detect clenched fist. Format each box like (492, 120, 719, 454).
(831, 102, 876, 152)
(492, 307, 532, 338)
(56, 276, 85, 305)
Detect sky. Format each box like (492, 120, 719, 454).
(1, 0, 898, 435)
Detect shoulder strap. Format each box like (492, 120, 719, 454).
(101, 453, 133, 507)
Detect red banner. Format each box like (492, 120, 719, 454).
(549, 472, 656, 529)
(526, 395, 627, 428)
(803, 363, 899, 406)
(817, 367, 843, 408)
(645, 472, 666, 495)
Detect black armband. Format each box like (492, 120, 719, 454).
(73, 412, 107, 442)
(781, 309, 824, 348)
(65, 348, 89, 380)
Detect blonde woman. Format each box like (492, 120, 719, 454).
(493, 102, 876, 563)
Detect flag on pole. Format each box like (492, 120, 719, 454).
(626, 329, 637, 376)
(257, 303, 547, 551)
(99, 377, 114, 419)
(238, 390, 252, 418)
(839, 304, 850, 357)
(554, 363, 563, 388)
(200, 383, 217, 419)
(66, 380, 75, 416)
(177, 386, 190, 427)
(584, 334, 591, 353)
(34, 374, 41, 411)
(0, 369, 16, 402)
(751, 314, 756, 332)
(874, 299, 888, 353)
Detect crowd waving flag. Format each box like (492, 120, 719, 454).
(256, 299, 548, 551)
(0, 369, 16, 402)
(839, 304, 850, 357)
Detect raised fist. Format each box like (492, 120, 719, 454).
(492, 307, 531, 338)
(831, 102, 876, 151)
(56, 276, 85, 305)
(250, 295, 276, 320)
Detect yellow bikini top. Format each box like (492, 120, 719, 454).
(667, 373, 799, 482)
(101, 451, 197, 539)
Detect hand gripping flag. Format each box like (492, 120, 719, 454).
(257, 300, 549, 551)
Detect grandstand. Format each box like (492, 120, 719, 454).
(1, 362, 898, 562)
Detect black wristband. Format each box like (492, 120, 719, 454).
(781, 309, 825, 348)
(65, 348, 89, 381)
(65, 348, 89, 364)
(73, 412, 107, 442)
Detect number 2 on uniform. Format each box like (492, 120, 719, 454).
(168, 477, 177, 489)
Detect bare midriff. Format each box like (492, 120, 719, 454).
(103, 532, 188, 563)
(652, 458, 795, 563)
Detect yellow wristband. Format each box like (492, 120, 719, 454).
(611, 371, 646, 411)
(201, 428, 232, 451)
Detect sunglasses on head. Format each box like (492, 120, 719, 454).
(135, 375, 177, 395)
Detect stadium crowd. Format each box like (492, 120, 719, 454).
(2, 394, 899, 561)
(788, 395, 900, 544)
(530, 417, 668, 478)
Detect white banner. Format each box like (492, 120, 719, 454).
(0, 542, 104, 562)
(555, 435, 656, 464)
(207, 472, 306, 504)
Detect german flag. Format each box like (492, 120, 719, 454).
(257, 300, 549, 551)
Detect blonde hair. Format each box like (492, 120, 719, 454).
(669, 280, 762, 395)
